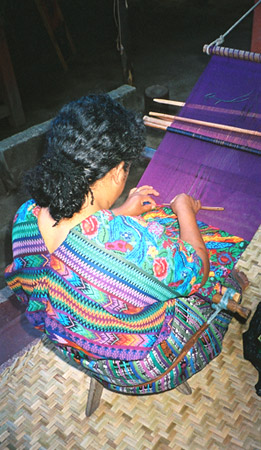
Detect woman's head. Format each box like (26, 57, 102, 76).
(26, 94, 145, 223)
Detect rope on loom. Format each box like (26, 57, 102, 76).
(113, 0, 129, 54)
(205, 0, 261, 56)
(113, 0, 133, 84)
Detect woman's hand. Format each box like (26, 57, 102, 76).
(112, 185, 160, 216)
(170, 193, 202, 215)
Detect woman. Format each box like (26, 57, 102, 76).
(5, 94, 248, 395)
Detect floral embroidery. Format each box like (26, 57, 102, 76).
(81, 216, 99, 237)
(32, 205, 41, 217)
(147, 246, 159, 258)
(217, 252, 233, 265)
(153, 257, 169, 280)
(87, 208, 204, 297)
(105, 240, 133, 253)
(147, 222, 164, 237)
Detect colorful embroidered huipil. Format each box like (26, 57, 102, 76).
(5, 200, 248, 394)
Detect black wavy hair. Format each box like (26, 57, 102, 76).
(25, 94, 145, 223)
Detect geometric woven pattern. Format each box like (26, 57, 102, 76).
(1, 227, 261, 450)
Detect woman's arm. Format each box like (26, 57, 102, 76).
(113, 188, 209, 286)
(170, 193, 210, 286)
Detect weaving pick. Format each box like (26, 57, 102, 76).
(161, 203, 224, 211)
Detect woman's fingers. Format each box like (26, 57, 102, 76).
(129, 187, 138, 195)
(130, 185, 160, 197)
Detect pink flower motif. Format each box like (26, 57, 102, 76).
(105, 240, 133, 253)
(81, 216, 99, 237)
(32, 206, 41, 217)
(165, 227, 178, 237)
(153, 257, 168, 280)
(103, 210, 114, 221)
(148, 222, 164, 237)
(163, 239, 176, 250)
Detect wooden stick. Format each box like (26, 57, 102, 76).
(201, 206, 224, 211)
(153, 98, 261, 120)
(144, 115, 171, 129)
(143, 116, 261, 156)
(162, 203, 224, 211)
(129, 290, 250, 388)
(144, 119, 166, 131)
(154, 98, 185, 107)
(133, 319, 210, 387)
(148, 112, 261, 138)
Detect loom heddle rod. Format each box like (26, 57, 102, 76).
(149, 111, 261, 138)
(144, 117, 261, 156)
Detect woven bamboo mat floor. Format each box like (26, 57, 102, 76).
(1, 228, 261, 450)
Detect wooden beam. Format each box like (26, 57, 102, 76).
(0, 25, 25, 127)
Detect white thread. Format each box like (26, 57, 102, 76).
(206, 0, 261, 52)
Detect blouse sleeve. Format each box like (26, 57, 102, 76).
(138, 206, 204, 296)
(160, 238, 204, 296)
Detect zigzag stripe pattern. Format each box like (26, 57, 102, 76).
(54, 249, 157, 308)
(4, 200, 249, 388)
(88, 295, 229, 393)
(1, 227, 260, 448)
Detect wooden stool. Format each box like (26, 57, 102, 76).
(85, 377, 192, 417)
(86, 378, 104, 417)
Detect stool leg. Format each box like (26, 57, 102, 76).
(176, 380, 192, 395)
(86, 377, 103, 417)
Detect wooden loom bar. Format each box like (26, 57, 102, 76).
(153, 98, 185, 107)
(148, 112, 261, 138)
(202, 44, 261, 63)
(143, 116, 261, 156)
(153, 98, 261, 120)
(251, 0, 261, 52)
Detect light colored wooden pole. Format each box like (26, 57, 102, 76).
(148, 112, 261, 138)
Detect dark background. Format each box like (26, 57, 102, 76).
(0, 0, 253, 140)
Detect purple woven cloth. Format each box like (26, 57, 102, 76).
(139, 56, 261, 240)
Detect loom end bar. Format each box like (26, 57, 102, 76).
(202, 44, 261, 63)
(212, 293, 251, 320)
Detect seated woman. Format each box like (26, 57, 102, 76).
(5, 94, 249, 395)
